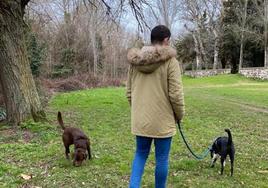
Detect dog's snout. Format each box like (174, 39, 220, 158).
(73, 160, 82, 167)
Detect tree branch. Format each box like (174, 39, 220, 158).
(100, 0, 111, 14)
(129, 0, 150, 32)
(21, 0, 31, 8)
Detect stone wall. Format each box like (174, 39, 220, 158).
(184, 69, 231, 78)
(239, 67, 268, 80)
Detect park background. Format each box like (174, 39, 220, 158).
(0, 0, 268, 187)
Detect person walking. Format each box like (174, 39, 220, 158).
(126, 25, 185, 188)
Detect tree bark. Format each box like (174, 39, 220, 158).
(265, 0, 268, 67)
(0, 1, 45, 126)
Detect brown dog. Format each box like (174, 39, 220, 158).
(57, 111, 91, 166)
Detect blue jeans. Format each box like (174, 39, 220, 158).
(129, 136, 172, 188)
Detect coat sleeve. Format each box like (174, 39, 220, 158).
(126, 65, 132, 105)
(168, 58, 185, 121)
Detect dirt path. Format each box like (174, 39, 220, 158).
(192, 93, 268, 114)
(185, 82, 268, 89)
(224, 99, 268, 114)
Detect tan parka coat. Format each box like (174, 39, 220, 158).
(126, 45, 185, 138)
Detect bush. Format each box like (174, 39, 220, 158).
(26, 33, 45, 76)
(51, 64, 73, 78)
(41, 74, 125, 93)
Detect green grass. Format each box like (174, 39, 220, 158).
(1, 74, 268, 187)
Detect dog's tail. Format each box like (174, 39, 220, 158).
(57, 111, 65, 130)
(225, 129, 232, 145)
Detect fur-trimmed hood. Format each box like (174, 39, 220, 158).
(127, 45, 177, 73)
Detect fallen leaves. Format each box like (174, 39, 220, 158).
(20, 174, 42, 188)
(20, 173, 32, 180)
(258, 170, 268, 174)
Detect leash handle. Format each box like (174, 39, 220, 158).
(177, 122, 211, 160)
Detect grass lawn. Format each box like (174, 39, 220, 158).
(1, 74, 268, 187)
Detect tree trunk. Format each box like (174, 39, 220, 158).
(239, 33, 245, 69)
(212, 29, 220, 70)
(90, 30, 98, 76)
(0, 1, 45, 126)
(196, 29, 208, 69)
(192, 32, 202, 70)
(89, 7, 98, 76)
(161, 0, 170, 29)
(265, 0, 268, 67)
(239, 0, 248, 70)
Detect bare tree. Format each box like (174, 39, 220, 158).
(203, 0, 222, 70)
(145, 0, 181, 31)
(181, 0, 209, 69)
(239, 0, 249, 70)
(184, 25, 202, 69)
(245, 0, 267, 68)
(85, 2, 103, 76)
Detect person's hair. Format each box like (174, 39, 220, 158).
(151, 25, 171, 44)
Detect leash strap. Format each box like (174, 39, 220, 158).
(177, 122, 211, 160)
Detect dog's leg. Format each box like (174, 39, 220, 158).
(220, 157, 225, 175)
(87, 142, 92, 160)
(230, 154, 234, 176)
(65, 145, 70, 159)
(230, 160, 234, 176)
(210, 154, 218, 168)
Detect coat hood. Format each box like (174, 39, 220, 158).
(127, 45, 177, 73)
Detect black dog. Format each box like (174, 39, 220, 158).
(210, 129, 235, 176)
(57, 111, 91, 166)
